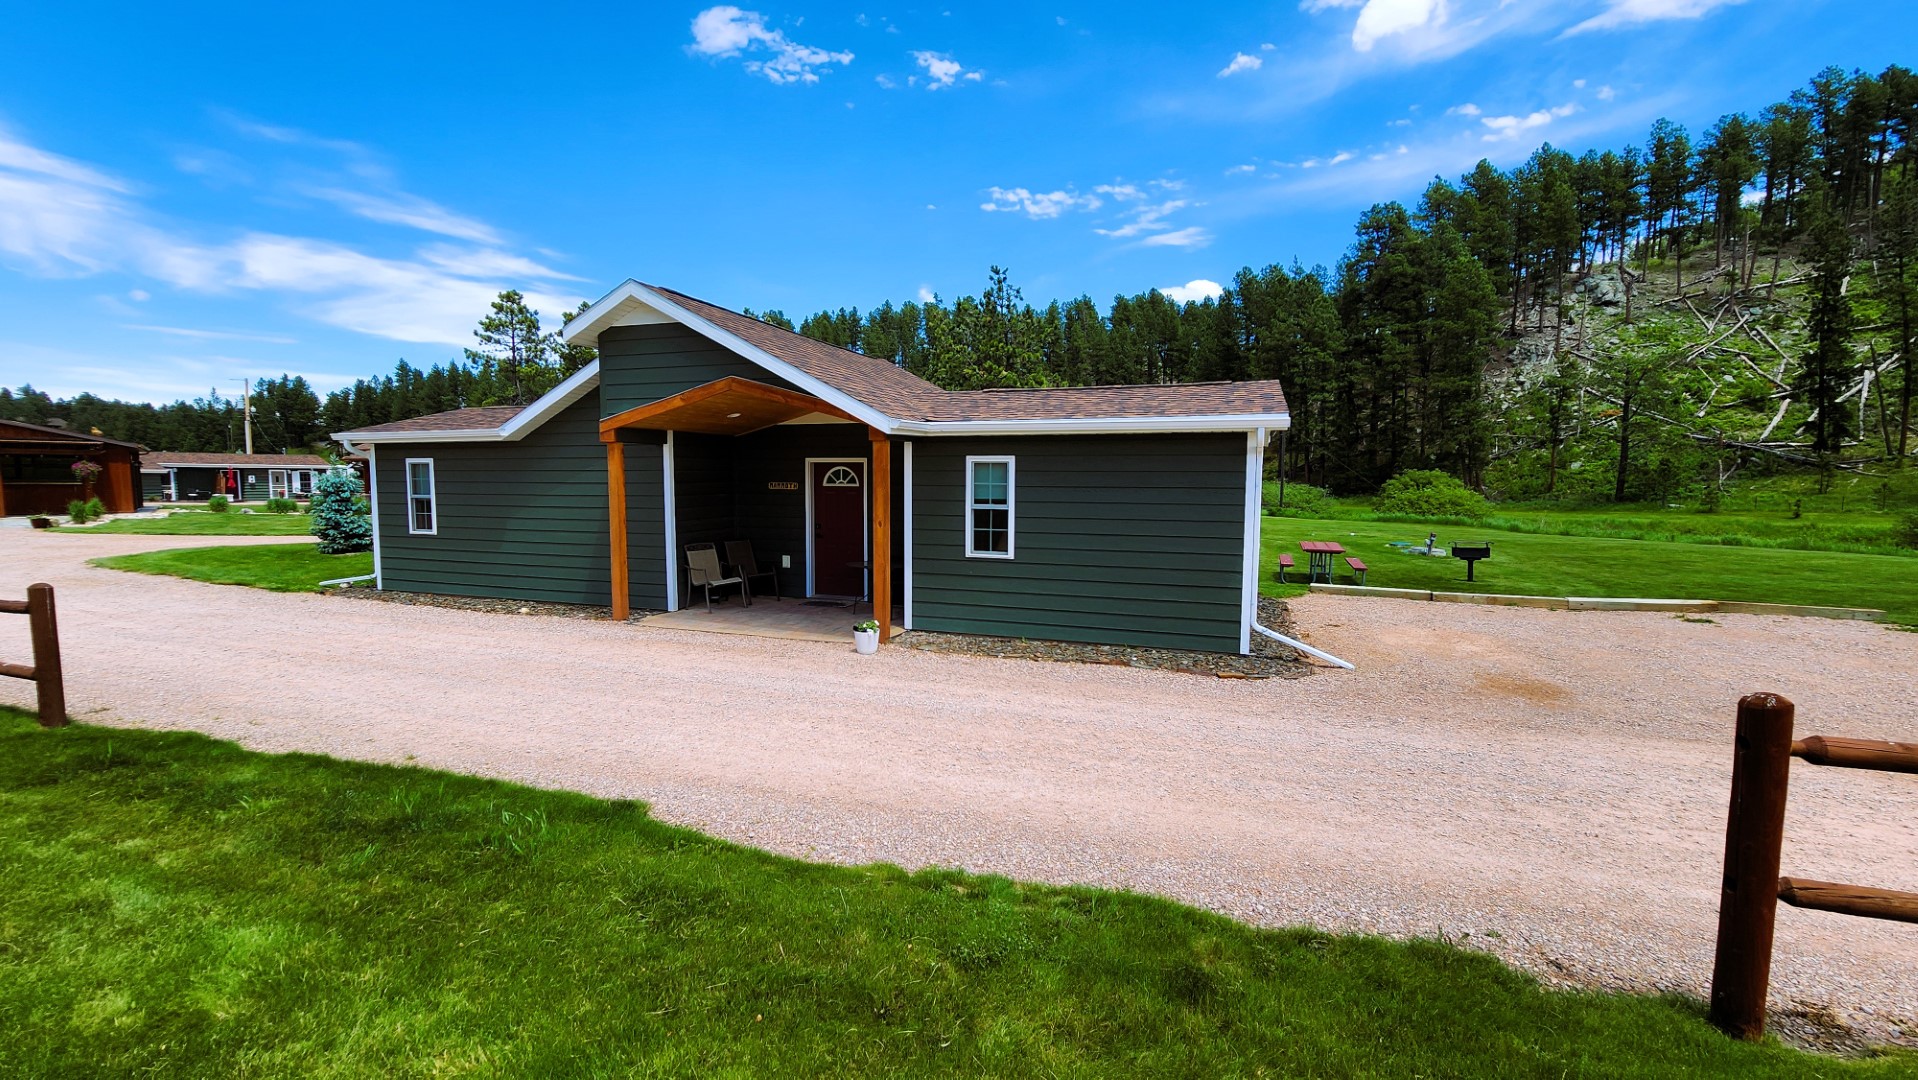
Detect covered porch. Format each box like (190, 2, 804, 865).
(601, 377, 903, 641)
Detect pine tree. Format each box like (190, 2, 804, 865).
(464, 290, 553, 406)
(309, 468, 373, 554)
(1798, 195, 1857, 455)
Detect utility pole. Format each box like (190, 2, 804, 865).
(236, 378, 254, 455)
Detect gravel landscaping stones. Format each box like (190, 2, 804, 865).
(15, 529, 1918, 1050)
(329, 585, 655, 621)
(894, 598, 1311, 678)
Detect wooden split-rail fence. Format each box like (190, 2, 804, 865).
(1709, 692, 1917, 1040)
(0, 583, 65, 728)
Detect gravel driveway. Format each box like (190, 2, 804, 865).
(4, 530, 1915, 1045)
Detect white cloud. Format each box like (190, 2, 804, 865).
(1094, 183, 1145, 201)
(1261, 42, 1277, 50)
(1387, 117, 1412, 126)
(1573, 78, 1587, 88)
(1218, 52, 1263, 78)
(1597, 84, 1616, 101)
(124, 325, 298, 344)
(1351, 0, 1444, 52)
(1225, 163, 1257, 175)
(1299, 0, 1364, 10)
(0, 123, 582, 347)
(1160, 279, 1224, 303)
(1563, 0, 1746, 36)
(303, 188, 503, 245)
(916, 285, 936, 302)
(688, 6, 854, 85)
(1141, 227, 1212, 248)
(979, 186, 1101, 218)
(1446, 102, 1481, 116)
(1479, 102, 1577, 141)
(127, 289, 150, 301)
(911, 50, 982, 89)
(1095, 199, 1188, 238)
(875, 73, 896, 89)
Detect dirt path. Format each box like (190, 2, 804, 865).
(3, 529, 1914, 1044)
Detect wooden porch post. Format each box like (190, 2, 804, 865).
(606, 438, 630, 621)
(869, 429, 892, 642)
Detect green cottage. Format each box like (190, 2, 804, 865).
(334, 281, 1289, 654)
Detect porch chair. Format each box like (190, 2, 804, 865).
(725, 540, 780, 602)
(685, 543, 749, 613)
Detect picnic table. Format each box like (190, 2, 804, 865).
(1299, 540, 1345, 584)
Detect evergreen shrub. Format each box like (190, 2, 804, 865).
(67, 500, 91, 524)
(264, 497, 298, 515)
(208, 495, 230, 513)
(310, 470, 372, 554)
(84, 497, 105, 521)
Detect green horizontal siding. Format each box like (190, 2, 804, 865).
(375, 390, 666, 610)
(599, 324, 798, 417)
(910, 434, 1248, 653)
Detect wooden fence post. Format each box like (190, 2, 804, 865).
(26, 582, 65, 728)
(1708, 692, 1794, 1039)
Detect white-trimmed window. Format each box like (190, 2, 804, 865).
(405, 458, 437, 535)
(964, 456, 1014, 558)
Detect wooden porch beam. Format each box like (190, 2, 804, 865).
(607, 440, 630, 621)
(869, 429, 892, 642)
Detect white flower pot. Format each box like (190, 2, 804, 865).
(853, 629, 879, 654)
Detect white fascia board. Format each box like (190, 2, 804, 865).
(331, 362, 603, 445)
(620, 284, 900, 434)
(331, 428, 508, 444)
(500, 361, 600, 441)
(893, 412, 1290, 437)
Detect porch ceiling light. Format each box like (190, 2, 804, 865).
(726, 412, 742, 418)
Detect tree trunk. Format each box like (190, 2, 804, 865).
(1614, 395, 1633, 503)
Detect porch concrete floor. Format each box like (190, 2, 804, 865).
(639, 597, 902, 643)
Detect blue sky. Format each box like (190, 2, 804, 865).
(0, 0, 1909, 403)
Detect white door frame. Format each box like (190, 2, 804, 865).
(803, 456, 870, 598)
(268, 469, 288, 499)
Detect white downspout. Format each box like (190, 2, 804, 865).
(1253, 622, 1354, 670)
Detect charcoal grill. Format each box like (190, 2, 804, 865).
(1451, 541, 1492, 581)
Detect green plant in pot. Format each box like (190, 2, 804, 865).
(853, 618, 881, 654)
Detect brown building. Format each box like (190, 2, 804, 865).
(0, 419, 141, 516)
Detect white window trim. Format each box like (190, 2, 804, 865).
(404, 457, 438, 536)
(963, 455, 1015, 560)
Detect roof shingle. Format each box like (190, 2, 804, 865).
(648, 283, 1288, 423)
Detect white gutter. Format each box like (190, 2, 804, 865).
(1254, 622, 1354, 670)
(339, 411, 1294, 444)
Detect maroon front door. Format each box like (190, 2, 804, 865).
(811, 460, 866, 597)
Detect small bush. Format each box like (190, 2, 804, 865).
(67, 499, 91, 524)
(1375, 470, 1488, 519)
(1897, 512, 1918, 551)
(208, 495, 230, 513)
(1264, 481, 1333, 516)
(264, 497, 298, 515)
(84, 497, 105, 521)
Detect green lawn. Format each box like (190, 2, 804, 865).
(2, 710, 1906, 1076)
(63, 511, 314, 536)
(1263, 516, 1918, 625)
(91, 544, 371, 592)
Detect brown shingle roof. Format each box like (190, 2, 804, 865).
(646, 283, 947, 418)
(647, 282, 1288, 423)
(342, 407, 525, 435)
(345, 284, 1290, 438)
(142, 451, 336, 469)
